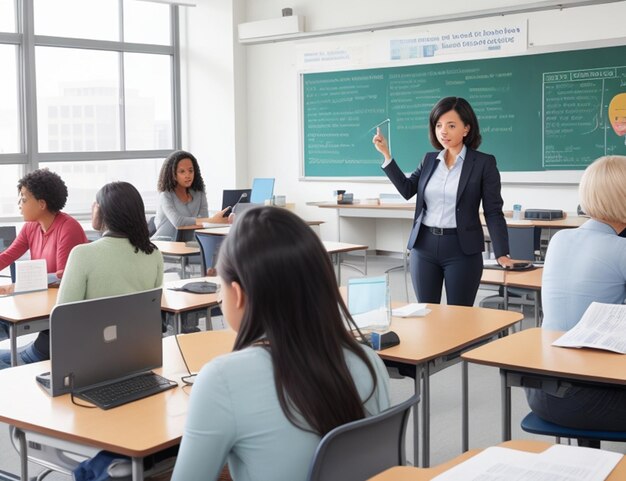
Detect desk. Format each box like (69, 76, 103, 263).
(0, 288, 58, 366)
(461, 328, 626, 442)
(480, 267, 543, 326)
(314, 202, 413, 253)
(0, 329, 236, 481)
(380, 305, 522, 467)
(197, 226, 369, 281)
(161, 277, 220, 333)
(152, 240, 200, 279)
(1, 280, 220, 365)
(368, 440, 626, 480)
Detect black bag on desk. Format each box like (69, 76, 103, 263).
(167, 281, 218, 294)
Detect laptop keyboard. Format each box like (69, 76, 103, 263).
(77, 372, 176, 410)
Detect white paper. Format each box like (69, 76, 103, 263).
(552, 302, 626, 353)
(392, 303, 428, 317)
(14, 259, 48, 293)
(432, 445, 622, 481)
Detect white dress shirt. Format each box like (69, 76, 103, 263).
(422, 146, 466, 228)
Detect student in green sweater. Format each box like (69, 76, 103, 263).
(0, 182, 163, 369)
(57, 181, 164, 304)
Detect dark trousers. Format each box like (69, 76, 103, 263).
(409, 227, 483, 306)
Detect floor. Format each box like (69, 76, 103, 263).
(0, 253, 624, 479)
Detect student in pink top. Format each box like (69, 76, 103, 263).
(0, 169, 87, 367)
(0, 169, 87, 284)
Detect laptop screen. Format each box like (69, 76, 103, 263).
(250, 178, 275, 204)
(221, 189, 251, 210)
(48, 288, 163, 396)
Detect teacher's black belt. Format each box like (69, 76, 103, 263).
(423, 225, 458, 236)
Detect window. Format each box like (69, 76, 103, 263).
(41, 159, 162, 213)
(34, 0, 119, 41)
(0, 165, 24, 217)
(0, 0, 16, 33)
(0, 44, 19, 154)
(0, 0, 181, 218)
(36, 47, 121, 152)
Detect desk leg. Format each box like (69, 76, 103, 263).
(181, 256, 189, 279)
(17, 428, 28, 481)
(501, 370, 512, 441)
(132, 457, 144, 481)
(412, 365, 422, 467)
(422, 362, 430, 468)
(363, 249, 368, 276)
(462, 360, 469, 452)
(9, 323, 18, 366)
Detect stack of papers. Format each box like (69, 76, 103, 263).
(391, 303, 428, 317)
(553, 302, 626, 353)
(432, 444, 622, 481)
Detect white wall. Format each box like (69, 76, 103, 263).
(183, 1, 626, 239)
(180, 0, 247, 210)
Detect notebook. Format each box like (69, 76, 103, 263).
(40, 288, 170, 403)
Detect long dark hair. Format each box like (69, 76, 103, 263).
(157, 150, 206, 193)
(428, 96, 482, 150)
(96, 182, 156, 255)
(217, 206, 378, 436)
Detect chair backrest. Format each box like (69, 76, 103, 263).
(0, 226, 17, 252)
(147, 216, 157, 237)
(0, 226, 17, 282)
(195, 232, 225, 273)
(306, 394, 418, 481)
(507, 226, 538, 261)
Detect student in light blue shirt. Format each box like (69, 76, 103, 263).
(526, 155, 626, 438)
(171, 207, 390, 481)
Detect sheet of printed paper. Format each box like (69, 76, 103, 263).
(552, 302, 626, 353)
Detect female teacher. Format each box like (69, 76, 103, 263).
(373, 96, 513, 306)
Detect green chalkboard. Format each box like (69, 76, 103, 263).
(301, 45, 626, 177)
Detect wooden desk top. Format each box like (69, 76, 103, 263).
(195, 227, 231, 236)
(480, 213, 588, 229)
(0, 280, 219, 323)
(462, 327, 626, 385)
(369, 440, 626, 480)
(0, 288, 59, 323)
(152, 240, 200, 256)
(505, 268, 543, 289)
(315, 202, 414, 211)
(323, 241, 369, 254)
(378, 305, 522, 365)
(160, 277, 220, 314)
(480, 267, 543, 290)
(0, 330, 236, 457)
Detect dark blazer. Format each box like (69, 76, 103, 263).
(383, 148, 509, 258)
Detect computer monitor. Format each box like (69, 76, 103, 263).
(45, 288, 163, 397)
(250, 178, 275, 204)
(221, 189, 251, 210)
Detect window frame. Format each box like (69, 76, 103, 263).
(0, 0, 182, 216)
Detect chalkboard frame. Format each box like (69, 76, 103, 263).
(298, 38, 626, 184)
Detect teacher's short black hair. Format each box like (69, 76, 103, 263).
(428, 97, 482, 150)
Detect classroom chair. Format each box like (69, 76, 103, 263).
(195, 231, 225, 275)
(306, 394, 418, 481)
(520, 412, 626, 446)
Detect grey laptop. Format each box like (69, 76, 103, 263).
(39, 288, 169, 404)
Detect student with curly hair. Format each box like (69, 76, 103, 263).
(153, 150, 229, 241)
(0, 168, 88, 286)
(0, 182, 163, 369)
